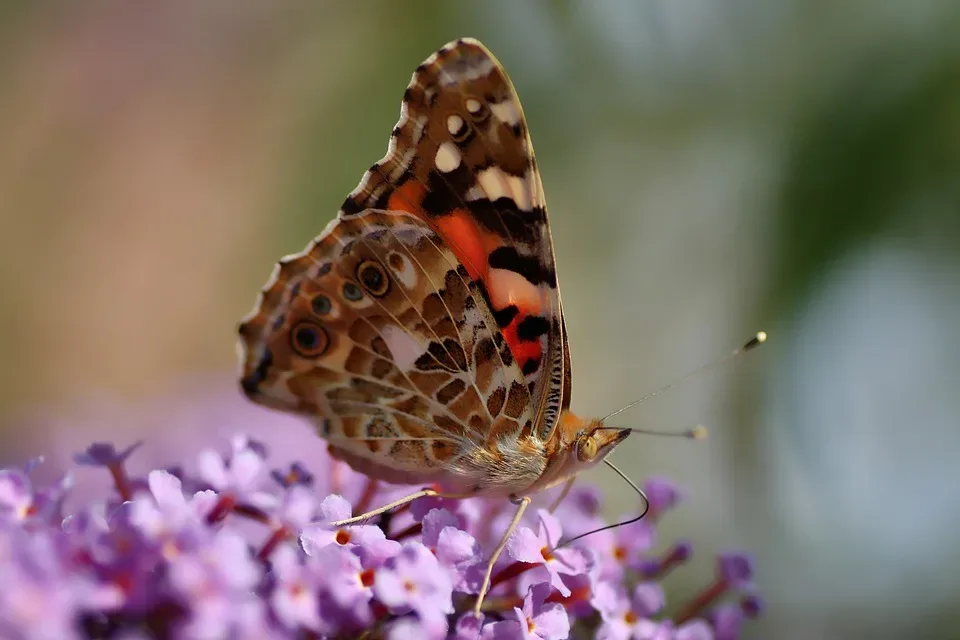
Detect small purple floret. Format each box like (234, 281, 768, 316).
(73, 441, 143, 467)
(717, 551, 755, 587)
(741, 593, 765, 618)
(644, 476, 682, 513)
(270, 461, 315, 488)
(506, 509, 591, 597)
(0, 430, 763, 639)
(485, 582, 569, 640)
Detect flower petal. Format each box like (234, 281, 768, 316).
(319, 494, 352, 522)
(506, 526, 543, 563)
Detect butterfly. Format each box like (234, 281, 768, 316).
(237, 37, 632, 613)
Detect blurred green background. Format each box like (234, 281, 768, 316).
(2, 2, 959, 638)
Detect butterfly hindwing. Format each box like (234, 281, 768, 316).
(340, 38, 571, 442)
(238, 209, 538, 490)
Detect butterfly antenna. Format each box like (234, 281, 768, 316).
(559, 459, 650, 547)
(614, 424, 709, 439)
(600, 331, 767, 424)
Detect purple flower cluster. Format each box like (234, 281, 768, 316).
(0, 436, 763, 639)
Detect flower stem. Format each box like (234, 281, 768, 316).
(675, 579, 728, 624)
(205, 493, 237, 525)
(489, 560, 536, 590)
(257, 526, 290, 561)
(107, 463, 133, 501)
(643, 541, 692, 580)
(391, 522, 422, 541)
(233, 503, 271, 524)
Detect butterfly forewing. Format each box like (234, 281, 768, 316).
(340, 38, 570, 443)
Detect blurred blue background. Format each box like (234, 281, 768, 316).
(1, 2, 958, 638)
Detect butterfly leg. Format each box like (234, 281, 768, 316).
(474, 495, 532, 615)
(330, 487, 476, 527)
(547, 477, 576, 514)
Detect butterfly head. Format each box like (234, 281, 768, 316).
(538, 412, 631, 490)
(575, 423, 629, 465)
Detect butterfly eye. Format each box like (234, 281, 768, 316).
(290, 321, 328, 357)
(357, 260, 389, 297)
(342, 282, 364, 302)
(311, 295, 332, 316)
(578, 436, 599, 462)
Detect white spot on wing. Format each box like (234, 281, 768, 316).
(488, 268, 542, 313)
(509, 175, 532, 211)
(490, 100, 521, 126)
(476, 167, 533, 210)
(466, 98, 482, 114)
(435, 142, 462, 173)
(381, 325, 423, 372)
(387, 251, 418, 289)
(476, 166, 507, 200)
(447, 114, 465, 135)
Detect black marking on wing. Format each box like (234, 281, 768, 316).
(493, 304, 519, 328)
(516, 315, 550, 342)
(488, 246, 556, 287)
(469, 199, 541, 245)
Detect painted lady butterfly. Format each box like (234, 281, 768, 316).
(238, 38, 640, 612)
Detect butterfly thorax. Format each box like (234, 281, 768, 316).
(506, 411, 630, 496)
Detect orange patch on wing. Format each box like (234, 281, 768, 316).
(386, 183, 500, 285)
(398, 195, 544, 374)
(433, 208, 498, 282)
(386, 180, 427, 215)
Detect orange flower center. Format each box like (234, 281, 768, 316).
(359, 569, 375, 588)
(335, 529, 351, 545)
(540, 547, 554, 562)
